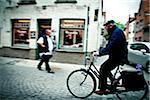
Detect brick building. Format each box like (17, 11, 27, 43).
(134, 0, 150, 42)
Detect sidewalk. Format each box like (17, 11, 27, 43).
(0, 56, 84, 71)
(0, 56, 137, 72)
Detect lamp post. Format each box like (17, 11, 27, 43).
(84, 6, 90, 66)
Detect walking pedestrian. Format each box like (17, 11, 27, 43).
(37, 29, 55, 73)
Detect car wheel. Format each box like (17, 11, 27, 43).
(143, 62, 150, 83)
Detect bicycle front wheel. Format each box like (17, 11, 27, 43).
(67, 69, 96, 99)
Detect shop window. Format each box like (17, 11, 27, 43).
(12, 19, 30, 47)
(59, 19, 85, 50)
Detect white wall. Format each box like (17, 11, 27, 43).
(36, 0, 99, 6)
(2, 4, 87, 47)
(86, 2, 102, 52)
(0, 0, 7, 47)
(1, 0, 102, 52)
(128, 21, 135, 43)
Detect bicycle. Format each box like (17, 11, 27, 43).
(66, 52, 149, 100)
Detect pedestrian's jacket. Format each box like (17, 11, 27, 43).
(38, 35, 49, 53)
(100, 26, 128, 63)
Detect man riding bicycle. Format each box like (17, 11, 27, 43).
(94, 20, 128, 95)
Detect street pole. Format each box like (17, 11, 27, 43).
(85, 6, 90, 66)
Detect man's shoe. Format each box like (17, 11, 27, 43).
(94, 90, 110, 95)
(47, 70, 55, 74)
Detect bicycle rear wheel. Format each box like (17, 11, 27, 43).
(67, 69, 96, 99)
(116, 78, 149, 100)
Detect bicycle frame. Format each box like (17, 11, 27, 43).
(84, 54, 101, 78)
(87, 62, 101, 79)
(85, 54, 122, 84)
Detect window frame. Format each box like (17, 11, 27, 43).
(58, 18, 85, 51)
(11, 19, 31, 48)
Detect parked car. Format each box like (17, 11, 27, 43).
(127, 42, 150, 73)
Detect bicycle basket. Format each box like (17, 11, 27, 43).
(121, 71, 146, 90)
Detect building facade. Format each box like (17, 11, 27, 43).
(134, 0, 150, 42)
(0, 0, 103, 64)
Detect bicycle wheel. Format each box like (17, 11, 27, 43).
(67, 69, 96, 99)
(116, 78, 149, 100)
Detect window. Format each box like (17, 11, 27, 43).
(12, 19, 30, 47)
(94, 9, 99, 21)
(59, 19, 85, 50)
(17, 0, 36, 5)
(55, 0, 77, 3)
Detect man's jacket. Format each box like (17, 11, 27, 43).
(100, 26, 128, 62)
(38, 35, 49, 53)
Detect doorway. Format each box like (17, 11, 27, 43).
(37, 19, 52, 37)
(36, 19, 52, 59)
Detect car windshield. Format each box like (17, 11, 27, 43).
(130, 42, 150, 53)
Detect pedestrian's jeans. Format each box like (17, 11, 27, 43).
(38, 54, 53, 71)
(41, 54, 52, 61)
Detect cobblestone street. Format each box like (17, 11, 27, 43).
(0, 57, 149, 100)
(0, 64, 81, 100)
(0, 57, 106, 100)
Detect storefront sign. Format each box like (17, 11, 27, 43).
(61, 20, 85, 29)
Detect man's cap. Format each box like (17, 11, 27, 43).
(103, 20, 115, 26)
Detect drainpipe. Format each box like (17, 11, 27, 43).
(96, 0, 103, 50)
(85, 6, 90, 66)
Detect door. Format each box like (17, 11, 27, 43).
(36, 19, 52, 59)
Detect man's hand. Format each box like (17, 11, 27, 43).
(93, 51, 104, 57)
(38, 43, 45, 47)
(41, 44, 46, 47)
(92, 51, 99, 56)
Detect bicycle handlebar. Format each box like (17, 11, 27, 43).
(85, 51, 99, 64)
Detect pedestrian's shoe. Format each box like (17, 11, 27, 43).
(37, 67, 43, 71)
(47, 70, 55, 74)
(94, 90, 110, 95)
